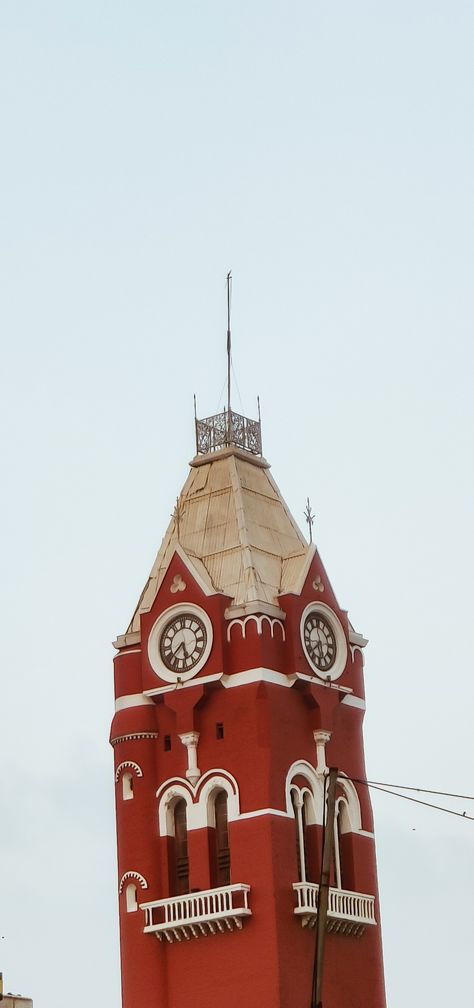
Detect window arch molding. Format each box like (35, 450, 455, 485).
(157, 770, 240, 835)
(197, 771, 240, 828)
(157, 782, 194, 836)
(115, 760, 143, 783)
(119, 870, 148, 893)
(336, 774, 362, 833)
(284, 762, 362, 834)
(285, 760, 325, 825)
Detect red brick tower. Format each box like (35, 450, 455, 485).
(111, 405, 387, 1008)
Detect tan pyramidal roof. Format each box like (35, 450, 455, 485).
(123, 445, 311, 641)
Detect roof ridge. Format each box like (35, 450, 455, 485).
(228, 452, 261, 602)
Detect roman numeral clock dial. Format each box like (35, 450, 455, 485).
(147, 603, 214, 684)
(303, 613, 336, 672)
(300, 603, 348, 682)
(160, 615, 207, 672)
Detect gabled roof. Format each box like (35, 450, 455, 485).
(124, 445, 310, 637)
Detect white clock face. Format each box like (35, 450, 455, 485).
(147, 603, 213, 683)
(159, 613, 207, 673)
(300, 603, 348, 681)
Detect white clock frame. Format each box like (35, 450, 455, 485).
(300, 602, 348, 682)
(148, 603, 213, 683)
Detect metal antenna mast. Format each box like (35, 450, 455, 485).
(226, 270, 232, 442)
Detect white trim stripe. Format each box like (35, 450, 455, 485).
(341, 694, 366, 710)
(115, 693, 155, 711)
(135, 668, 364, 700)
(237, 807, 291, 821)
(144, 672, 223, 697)
(222, 668, 295, 689)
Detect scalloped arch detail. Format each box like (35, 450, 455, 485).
(119, 871, 148, 893)
(115, 761, 143, 783)
(227, 614, 285, 642)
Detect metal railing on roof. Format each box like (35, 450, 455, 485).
(195, 408, 262, 456)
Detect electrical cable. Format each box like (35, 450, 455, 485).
(351, 779, 474, 821)
(352, 778, 474, 801)
(215, 376, 227, 412)
(231, 360, 245, 413)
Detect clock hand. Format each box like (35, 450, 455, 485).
(316, 631, 325, 664)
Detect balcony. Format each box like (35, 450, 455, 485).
(293, 882, 376, 937)
(141, 883, 251, 943)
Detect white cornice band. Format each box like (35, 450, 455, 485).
(114, 670, 365, 707)
(115, 693, 155, 712)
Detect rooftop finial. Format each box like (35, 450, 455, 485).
(226, 270, 232, 441)
(304, 497, 315, 543)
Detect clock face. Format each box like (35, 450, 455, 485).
(159, 613, 208, 674)
(303, 611, 337, 674)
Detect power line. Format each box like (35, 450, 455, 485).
(352, 779, 474, 821)
(353, 778, 474, 802)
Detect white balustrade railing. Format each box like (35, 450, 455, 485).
(293, 882, 376, 935)
(140, 884, 251, 942)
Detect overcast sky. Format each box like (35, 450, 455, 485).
(1, 3, 473, 1006)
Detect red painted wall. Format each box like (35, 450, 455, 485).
(111, 548, 386, 1008)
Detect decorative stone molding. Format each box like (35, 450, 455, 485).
(119, 871, 148, 893)
(285, 761, 325, 826)
(312, 576, 325, 593)
(335, 774, 363, 833)
(226, 614, 285, 642)
(286, 761, 363, 837)
(350, 644, 365, 665)
(349, 629, 368, 666)
(110, 732, 159, 747)
(157, 769, 240, 835)
(179, 731, 201, 786)
(313, 729, 332, 775)
(115, 761, 144, 783)
(170, 574, 186, 593)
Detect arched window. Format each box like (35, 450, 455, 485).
(173, 799, 189, 896)
(291, 788, 309, 883)
(122, 772, 134, 800)
(214, 790, 230, 887)
(331, 795, 352, 890)
(125, 883, 138, 912)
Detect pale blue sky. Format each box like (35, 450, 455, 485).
(1, 3, 473, 1006)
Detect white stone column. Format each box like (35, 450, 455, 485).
(179, 731, 201, 786)
(293, 792, 307, 883)
(313, 729, 332, 775)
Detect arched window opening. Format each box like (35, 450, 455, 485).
(214, 790, 230, 887)
(125, 883, 138, 913)
(291, 788, 308, 883)
(333, 797, 348, 889)
(173, 799, 189, 896)
(122, 772, 134, 800)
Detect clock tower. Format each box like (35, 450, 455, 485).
(111, 405, 387, 1008)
